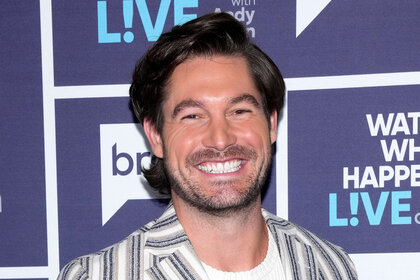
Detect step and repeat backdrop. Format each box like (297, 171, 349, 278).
(1, 0, 419, 279)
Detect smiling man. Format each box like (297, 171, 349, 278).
(58, 13, 357, 280)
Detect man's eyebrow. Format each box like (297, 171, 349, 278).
(229, 93, 261, 108)
(172, 99, 204, 118)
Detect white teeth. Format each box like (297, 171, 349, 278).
(197, 160, 242, 174)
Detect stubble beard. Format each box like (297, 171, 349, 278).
(164, 145, 272, 216)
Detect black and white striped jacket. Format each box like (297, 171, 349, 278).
(58, 204, 357, 280)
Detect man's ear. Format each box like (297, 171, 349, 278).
(269, 111, 278, 144)
(143, 119, 163, 158)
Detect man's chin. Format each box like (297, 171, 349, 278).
(176, 189, 260, 217)
(168, 163, 267, 216)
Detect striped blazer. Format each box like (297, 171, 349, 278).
(58, 204, 357, 280)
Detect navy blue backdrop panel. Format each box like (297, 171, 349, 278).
(55, 97, 165, 265)
(0, 0, 47, 267)
(268, 0, 420, 77)
(288, 85, 420, 254)
(51, 0, 284, 86)
(52, 0, 230, 86)
(52, 0, 420, 85)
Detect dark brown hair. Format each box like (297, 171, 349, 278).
(130, 12, 285, 194)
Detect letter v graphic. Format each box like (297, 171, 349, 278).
(135, 0, 171, 41)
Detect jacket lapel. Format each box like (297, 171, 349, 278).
(143, 204, 208, 280)
(264, 209, 318, 280)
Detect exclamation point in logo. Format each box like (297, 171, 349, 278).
(123, 0, 134, 43)
(349, 192, 359, 226)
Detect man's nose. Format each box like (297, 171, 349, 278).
(202, 117, 237, 151)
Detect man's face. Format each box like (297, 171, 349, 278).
(145, 55, 277, 214)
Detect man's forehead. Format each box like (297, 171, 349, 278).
(163, 55, 262, 108)
(169, 55, 253, 84)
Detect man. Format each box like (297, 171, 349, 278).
(58, 13, 357, 279)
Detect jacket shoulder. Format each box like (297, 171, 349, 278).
(263, 210, 358, 280)
(57, 222, 154, 280)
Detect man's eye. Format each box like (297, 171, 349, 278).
(234, 109, 251, 115)
(181, 114, 199, 120)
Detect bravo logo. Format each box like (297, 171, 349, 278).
(100, 123, 168, 225)
(97, 0, 198, 43)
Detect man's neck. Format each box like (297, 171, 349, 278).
(172, 195, 269, 272)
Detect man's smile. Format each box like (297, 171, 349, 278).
(196, 159, 243, 174)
